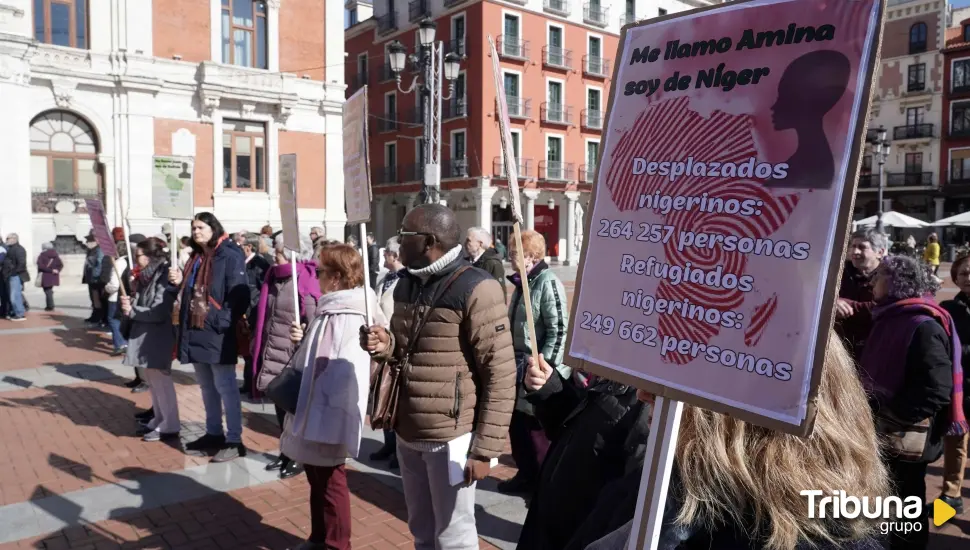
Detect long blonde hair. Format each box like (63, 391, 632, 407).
(675, 332, 889, 548)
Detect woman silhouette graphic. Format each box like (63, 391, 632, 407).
(768, 50, 851, 190)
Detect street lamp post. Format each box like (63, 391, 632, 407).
(387, 20, 461, 205)
(868, 127, 891, 234)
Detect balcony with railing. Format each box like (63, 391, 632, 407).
(951, 124, 970, 139)
(377, 114, 399, 133)
(954, 80, 970, 95)
(405, 163, 425, 182)
(503, 97, 532, 119)
(540, 161, 575, 182)
(584, 2, 608, 26)
(444, 0, 467, 6)
(543, 46, 572, 70)
(443, 96, 467, 119)
(541, 103, 574, 126)
(619, 13, 637, 26)
(583, 55, 610, 77)
(377, 13, 397, 35)
(497, 35, 529, 60)
(408, 0, 430, 22)
(493, 157, 534, 179)
(948, 172, 970, 187)
(374, 165, 399, 186)
(892, 124, 934, 140)
(582, 109, 603, 130)
(447, 38, 466, 57)
(443, 158, 469, 178)
(887, 172, 933, 187)
(31, 188, 102, 214)
(857, 174, 875, 188)
(379, 62, 396, 82)
(579, 164, 597, 184)
(544, 0, 570, 16)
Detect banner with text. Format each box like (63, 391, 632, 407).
(151, 156, 195, 219)
(567, 0, 882, 434)
(279, 154, 300, 250)
(85, 198, 118, 259)
(344, 86, 372, 224)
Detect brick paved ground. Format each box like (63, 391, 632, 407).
(0, 266, 968, 549)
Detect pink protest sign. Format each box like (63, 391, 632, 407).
(85, 198, 118, 259)
(567, 0, 882, 435)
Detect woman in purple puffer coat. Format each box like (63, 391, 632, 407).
(250, 233, 320, 480)
(36, 242, 63, 311)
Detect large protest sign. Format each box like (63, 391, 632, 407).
(152, 156, 194, 219)
(567, 0, 883, 437)
(343, 86, 371, 225)
(85, 198, 118, 258)
(279, 154, 300, 250)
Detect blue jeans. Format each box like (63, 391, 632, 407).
(8, 276, 24, 318)
(193, 363, 243, 444)
(106, 301, 127, 351)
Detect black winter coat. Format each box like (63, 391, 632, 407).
(176, 239, 250, 365)
(517, 373, 650, 550)
(472, 247, 506, 301)
(941, 292, 970, 418)
(1, 242, 28, 281)
(244, 254, 271, 328)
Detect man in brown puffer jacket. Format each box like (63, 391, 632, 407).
(361, 204, 516, 550)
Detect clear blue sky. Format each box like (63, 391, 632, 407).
(955, 0, 970, 8)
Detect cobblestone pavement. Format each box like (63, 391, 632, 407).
(0, 265, 968, 549)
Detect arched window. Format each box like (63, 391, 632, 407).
(910, 22, 927, 54)
(30, 111, 100, 208)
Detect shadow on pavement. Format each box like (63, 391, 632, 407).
(48, 362, 122, 383)
(27, 465, 306, 549)
(0, 384, 141, 438)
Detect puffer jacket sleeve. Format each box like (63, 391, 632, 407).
(464, 277, 516, 459)
(538, 274, 569, 373)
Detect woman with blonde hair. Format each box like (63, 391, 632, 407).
(522, 331, 887, 550)
(924, 232, 941, 277)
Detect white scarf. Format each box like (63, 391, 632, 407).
(408, 245, 464, 281)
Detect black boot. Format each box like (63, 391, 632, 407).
(369, 445, 394, 461)
(265, 455, 286, 471)
(280, 459, 304, 479)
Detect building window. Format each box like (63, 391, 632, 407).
(222, 120, 266, 191)
(953, 103, 970, 135)
(965, 25, 970, 43)
(954, 59, 970, 92)
(909, 22, 927, 54)
(34, 0, 88, 49)
(510, 130, 521, 159)
(906, 107, 924, 128)
(347, 8, 358, 27)
(907, 63, 925, 92)
(951, 153, 970, 182)
(222, 0, 268, 69)
(658, 8, 667, 16)
(862, 155, 872, 174)
(904, 152, 923, 173)
(586, 141, 599, 168)
(30, 110, 100, 203)
(384, 142, 397, 183)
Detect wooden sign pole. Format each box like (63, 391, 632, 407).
(626, 397, 683, 549)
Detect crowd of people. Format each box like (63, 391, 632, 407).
(837, 228, 970, 550)
(2, 208, 970, 550)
